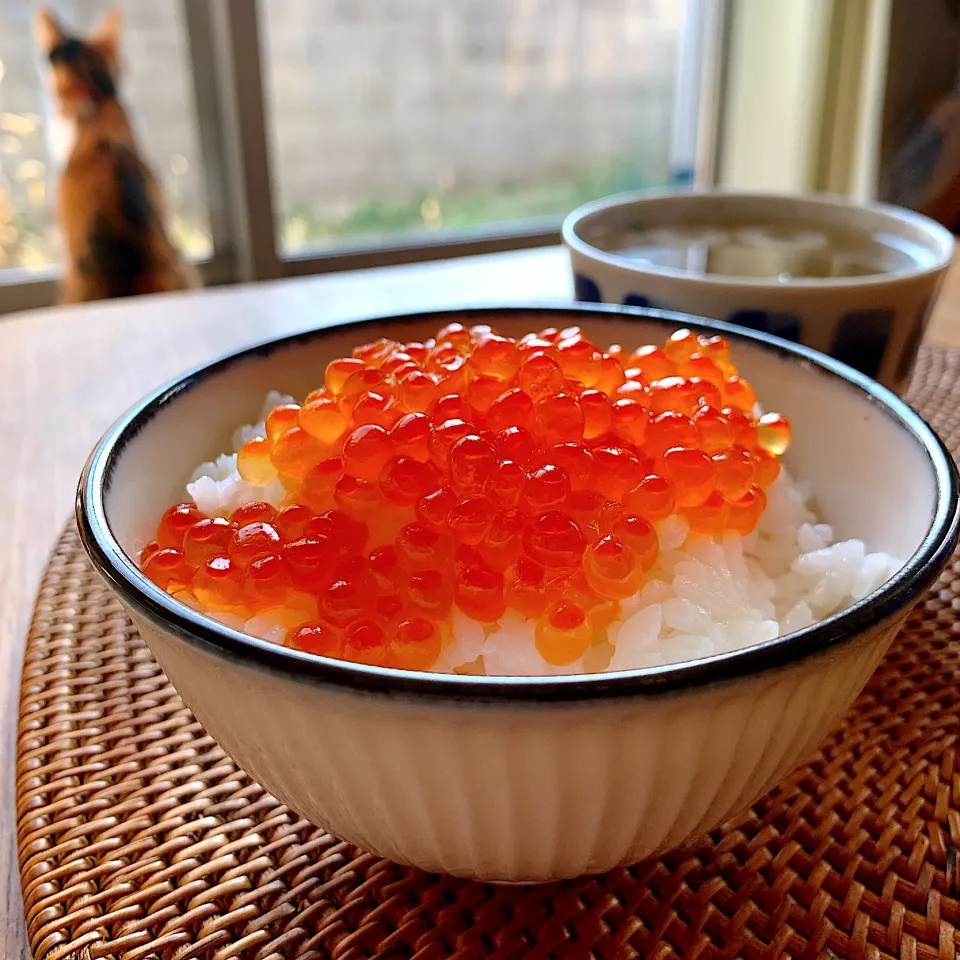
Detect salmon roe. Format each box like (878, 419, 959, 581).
(141, 325, 790, 671)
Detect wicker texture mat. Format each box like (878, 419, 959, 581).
(16, 344, 960, 960)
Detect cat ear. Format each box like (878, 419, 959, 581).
(89, 8, 122, 67)
(35, 8, 66, 53)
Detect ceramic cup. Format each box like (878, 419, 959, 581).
(563, 191, 955, 394)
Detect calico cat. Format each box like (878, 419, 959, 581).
(35, 8, 199, 303)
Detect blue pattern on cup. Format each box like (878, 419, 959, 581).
(622, 293, 652, 308)
(727, 309, 802, 343)
(895, 299, 933, 386)
(574, 274, 602, 303)
(829, 308, 894, 379)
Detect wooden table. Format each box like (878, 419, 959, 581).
(2, 245, 959, 958)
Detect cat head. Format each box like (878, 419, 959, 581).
(35, 8, 122, 120)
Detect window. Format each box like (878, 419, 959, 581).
(0, 0, 210, 278)
(0, 0, 722, 312)
(259, 0, 693, 257)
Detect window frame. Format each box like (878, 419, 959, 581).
(0, 0, 727, 313)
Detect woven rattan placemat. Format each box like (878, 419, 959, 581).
(16, 345, 960, 960)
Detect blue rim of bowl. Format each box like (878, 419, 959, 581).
(78, 303, 960, 703)
(561, 190, 957, 289)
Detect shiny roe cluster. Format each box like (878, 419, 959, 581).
(139, 323, 791, 671)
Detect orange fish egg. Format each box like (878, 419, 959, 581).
(612, 398, 649, 447)
(230, 521, 282, 568)
(139, 541, 160, 565)
(649, 376, 699, 415)
(467, 375, 507, 416)
(726, 486, 767, 535)
(380, 351, 416, 377)
(623, 474, 675, 522)
(629, 344, 675, 381)
(487, 387, 535, 433)
(535, 600, 592, 665)
(449, 434, 497, 497)
(595, 353, 627, 395)
(144, 322, 793, 664)
(481, 509, 525, 568)
(521, 464, 571, 514)
(301, 456, 343, 511)
(436, 321, 473, 353)
(183, 517, 235, 568)
(534, 393, 584, 445)
(711, 446, 755, 501)
(494, 425, 538, 467)
(342, 619, 387, 666)
(406, 568, 454, 617)
(683, 490, 729, 535)
(299, 396, 349, 444)
(386, 618, 443, 671)
(471, 334, 522, 380)
(698, 334, 734, 376)
(568, 489, 607, 530)
(274, 504, 313, 542)
(231, 501, 277, 527)
(340, 368, 397, 414)
(398, 369, 440, 412)
(579, 388, 614, 439)
(265, 404, 301, 440)
(722, 407, 758, 451)
(283, 536, 335, 592)
(556, 337, 603, 387)
(237, 436, 279, 485)
(546, 442, 595, 491)
(342, 424, 393, 481)
(325, 358, 367, 396)
(291, 621, 344, 658)
(157, 502, 206, 550)
(353, 337, 397, 366)
(753, 447, 781, 488)
(270, 427, 324, 480)
(682, 353, 725, 388)
(506, 557, 548, 618)
(333, 473, 381, 518)
(454, 560, 506, 622)
(583, 536, 643, 600)
(390, 411, 432, 462)
(416, 485, 457, 530)
(757, 412, 791, 455)
(244, 553, 291, 610)
(722, 376, 756, 412)
(398, 521, 453, 568)
(663, 328, 699, 362)
(592, 446, 645, 500)
(519, 352, 566, 402)
(481, 459, 524, 510)
(430, 392, 472, 423)
(429, 418, 476, 469)
(610, 514, 659, 571)
(192, 555, 244, 610)
(656, 447, 717, 508)
(142, 547, 191, 590)
(381, 455, 441, 505)
(447, 497, 496, 545)
(644, 411, 698, 458)
(351, 391, 402, 429)
(522, 511, 586, 569)
(692, 405, 734, 455)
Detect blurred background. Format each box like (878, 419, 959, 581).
(0, 0, 955, 313)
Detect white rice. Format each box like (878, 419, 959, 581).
(181, 391, 902, 677)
